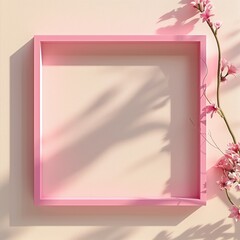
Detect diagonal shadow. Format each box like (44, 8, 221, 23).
(156, 0, 199, 35)
(205, 164, 240, 239)
(42, 72, 168, 196)
(10, 39, 201, 226)
(213, 169, 240, 239)
(153, 219, 233, 240)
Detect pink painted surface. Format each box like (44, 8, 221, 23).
(34, 35, 206, 206)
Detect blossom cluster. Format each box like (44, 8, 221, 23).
(191, 0, 221, 31)
(216, 143, 240, 191)
(215, 143, 240, 221)
(191, 0, 239, 83)
(191, 0, 240, 222)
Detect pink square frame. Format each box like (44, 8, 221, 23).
(34, 35, 206, 206)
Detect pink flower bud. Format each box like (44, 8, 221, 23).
(214, 21, 222, 29)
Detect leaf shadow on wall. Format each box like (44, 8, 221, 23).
(65, 220, 234, 240)
(10, 40, 200, 227)
(206, 167, 240, 240)
(41, 69, 168, 198)
(153, 219, 233, 240)
(3, 169, 235, 240)
(156, 0, 199, 35)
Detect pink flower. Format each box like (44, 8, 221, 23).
(228, 63, 239, 75)
(235, 184, 240, 191)
(217, 176, 233, 190)
(214, 21, 222, 30)
(229, 206, 240, 221)
(228, 171, 239, 182)
(225, 151, 240, 166)
(216, 156, 234, 171)
(203, 104, 218, 118)
(227, 143, 240, 153)
(200, 7, 214, 22)
(221, 58, 239, 78)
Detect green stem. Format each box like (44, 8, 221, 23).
(200, 10, 238, 207)
(206, 21, 237, 144)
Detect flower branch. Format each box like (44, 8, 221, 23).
(191, 0, 240, 221)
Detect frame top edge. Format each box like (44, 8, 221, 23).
(34, 35, 206, 42)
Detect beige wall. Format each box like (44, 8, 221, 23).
(1, 0, 240, 239)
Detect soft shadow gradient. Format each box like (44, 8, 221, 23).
(10, 40, 200, 226)
(153, 219, 233, 240)
(156, 0, 199, 35)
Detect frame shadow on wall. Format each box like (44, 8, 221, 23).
(10, 39, 201, 227)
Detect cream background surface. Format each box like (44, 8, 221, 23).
(1, 0, 240, 239)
